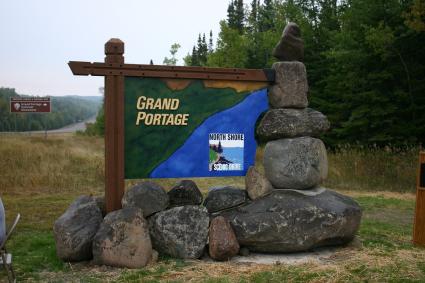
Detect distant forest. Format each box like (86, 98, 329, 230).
(182, 0, 425, 146)
(0, 87, 102, 132)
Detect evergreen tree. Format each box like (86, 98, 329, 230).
(234, 0, 245, 32)
(191, 46, 199, 66)
(227, 0, 236, 28)
(248, 0, 260, 32)
(197, 33, 208, 66)
(208, 30, 214, 53)
(258, 0, 275, 32)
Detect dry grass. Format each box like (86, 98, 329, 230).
(0, 133, 104, 195)
(325, 145, 418, 192)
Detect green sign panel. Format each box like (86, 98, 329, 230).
(124, 77, 268, 179)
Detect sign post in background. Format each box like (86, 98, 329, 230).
(10, 97, 51, 113)
(414, 151, 425, 246)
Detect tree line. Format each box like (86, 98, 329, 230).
(183, 0, 425, 146)
(0, 87, 102, 132)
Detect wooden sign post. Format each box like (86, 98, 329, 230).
(413, 151, 425, 246)
(104, 39, 125, 213)
(69, 38, 274, 214)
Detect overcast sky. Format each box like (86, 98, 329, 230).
(0, 0, 230, 96)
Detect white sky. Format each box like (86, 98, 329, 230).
(0, 0, 230, 96)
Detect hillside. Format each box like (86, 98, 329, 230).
(0, 87, 102, 131)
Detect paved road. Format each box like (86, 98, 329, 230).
(46, 116, 96, 133)
(0, 116, 97, 135)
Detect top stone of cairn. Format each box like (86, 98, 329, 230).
(273, 22, 304, 62)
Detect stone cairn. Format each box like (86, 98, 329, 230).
(53, 23, 362, 268)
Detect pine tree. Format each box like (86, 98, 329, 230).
(248, 0, 259, 32)
(234, 0, 245, 33)
(208, 30, 214, 54)
(227, 0, 236, 28)
(191, 46, 199, 66)
(258, 0, 274, 32)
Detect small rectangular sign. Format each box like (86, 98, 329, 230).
(10, 97, 51, 113)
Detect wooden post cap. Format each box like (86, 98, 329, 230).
(105, 38, 124, 55)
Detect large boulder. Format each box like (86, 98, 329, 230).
(245, 167, 273, 200)
(220, 189, 362, 252)
(92, 207, 152, 268)
(257, 108, 330, 141)
(209, 216, 240, 261)
(204, 186, 247, 213)
(122, 181, 169, 218)
(168, 180, 203, 207)
(273, 22, 304, 62)
(53, 196, 103, 261)
(268, 62, 308, 109)
(149, 205, 209, 259)
(264, 137, 328, 190)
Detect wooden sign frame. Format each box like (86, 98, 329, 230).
(69, 38, 275, 213)
(414, 151, 425, 246)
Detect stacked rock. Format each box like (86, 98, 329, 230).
(258, 22, 330, 191)
(221, 23, 362, 253)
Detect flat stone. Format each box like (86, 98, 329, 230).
(204, 186, 247, 213)
(268, 62, 308, 109)
(273, 22, 304, 62)
(168, 180, 203, 207)
(122, 181, 169, 218)
(53, 196, 103, 261)
(257, 108, 330, 141)
(245, 167, 273, 200)
(149, 205, 209, 259)
(219, 189, 362, 253)
(92, 207, 152, 268)
(264, 137, 328, 190)
(209, 216, 240, 261)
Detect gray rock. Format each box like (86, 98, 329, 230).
(209, 216, 240, 261)
(94, 196, 106, 217)
(245, 167, 273, 200)
(204, 186, 247, 213)
(92, 207, 152, 268)
(220, 189, 362, 252)
(168, 180, 203, 207)
(122, 181, 169, 217)
(257, 108, 330, 141)
(273, 22, 304, 62)
(53, 196, 103, 261)
(268, 62, 308, 109)
(149, 205, 209, 259)
(264, 137, 328, 189)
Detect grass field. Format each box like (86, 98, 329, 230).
(0, 134, 424, 282)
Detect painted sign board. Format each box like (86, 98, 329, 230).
(10, 97, 51, 113)
(68, 38, 275, 212)
(124, 77, 268, 179)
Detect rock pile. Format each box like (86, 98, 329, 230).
(221, 22, 362, 253)
(53, 22, 362, 267)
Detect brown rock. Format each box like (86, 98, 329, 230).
(245, 166, 273, 200)
(268, 62, 308, 109)
(209, 216, 240, 261)
(272, 22, 304, 62)
(92, 207, 152, 268)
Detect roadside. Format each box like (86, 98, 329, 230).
(0, 116, 96, 135)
